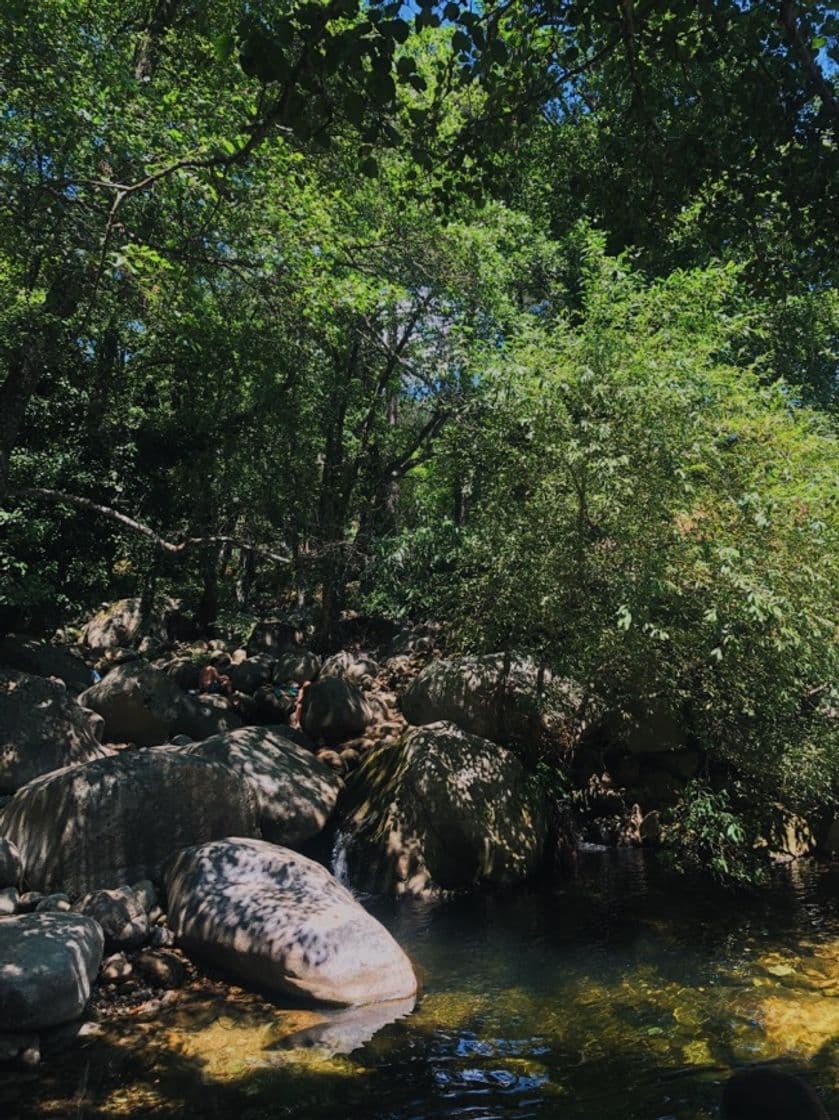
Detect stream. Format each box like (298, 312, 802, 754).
(6, 848, 838, 1119)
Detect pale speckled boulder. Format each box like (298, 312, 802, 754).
(273, 650, 321, 685)
(0, 913, 103, 1030)
(0, 670, 108, 793)
(166, 838, 417, 1007)
(78, 660, 185, 747)
(319, 651, 379, 689)
(181, 727, 341, 846)
(0, 751, 260, 895)
(339, 722, 548, 896)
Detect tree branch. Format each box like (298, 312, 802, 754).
(779, 0, 839, 120)
(7, 488, 291, 563)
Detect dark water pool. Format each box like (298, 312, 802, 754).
(7, 849, 839, 1119)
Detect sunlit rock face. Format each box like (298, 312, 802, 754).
(338, 722, 548, 897)
(0, 913, 103, 1030)
(401, 655, 583, 750)
(0, 751, 260, 895)
(179, 727, 342, 846)
(0, 669, 108, 793)
(166, 838, 418, 1007)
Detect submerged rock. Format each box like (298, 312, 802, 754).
(0, 751, 260, 895)
(0, 670, 108, 793)
(166, 838, 417, 1006)
(339, 721, 548, 896)
(0, 913, 104, 1031)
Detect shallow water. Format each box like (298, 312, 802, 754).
(7, 849, 839, 1119)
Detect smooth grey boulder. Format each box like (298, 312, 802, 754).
(401, 654, 583, 749)
(0, 913, 104, 1031)
(320, 651, 379, 690)
(75, 886, 149, 951)
(0, 838, 21, 887)
(166, 838, 417, 1007)
(273, 650, 321, 685)
(340, 722, 548, 896)
(78, 660, 184, 747)
(0, 751, 260, 895)
(182, 727, 341, 846)
(0, 637, 92, 695)
(0, 670, 108, 793)
(302, 676, 371, 746)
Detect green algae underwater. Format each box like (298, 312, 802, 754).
(4, 849, 838, 1120)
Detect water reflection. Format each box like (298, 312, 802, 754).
(3, 851, 837, 1120)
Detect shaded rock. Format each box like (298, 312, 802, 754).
(247, 620, 305, 658)
(759, 805, 816, 861)
(0, 887, 18, 915)
(134, 949, 185, 989)
(0, 670, 108, 793)
(0, 1032, 40, 1066)
(166, 838, 417, 1006)
(320, 651, 379, 690)
(162, 657, 201, 691)
(101, 953, 132, 983)
(649, 749, 700, 779)
(131, 879, 157, 913)
(176, 691, 242, 740)
(228, 656, 274, 694)
(75, 886, 149, 950)
(16, 892, 43, 913)
(317, 749, 345, 774)
(273, 650, 321, 685)
(0, 913, 104, 1030)
(629, 767, 684, 811)
(302, 676, 371, 746)
(0, 637, 92, 695)
(622, 701, 687, 755)
(182, 727, 341, 846)
(83, 597, 185, 651)
(34, 894, 71, 913)
(0, 838, 21, 888)
(401, 654, 583, 750)
(253, 684, 294, 723)
(79, 661, 184, 747)
(0, 750, 259, 895)
(340, 722, 549, 896)
(819, 816, 839, 856)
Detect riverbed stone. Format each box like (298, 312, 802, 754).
(0, 670, 108, 793)
(75, 886, 149, 950)
(301, 676, 371, 745)
(320, 651, 379, 690)
(181, 726, 341, 846)
(134, 949, 185, 989)
(273, 650, 321, 685)
(82, 596, 185, 651)
(78, 660, 184, 747)
(401, 654, 583, 749)
(0, 838, 21, 888)
(0, 913, 104, 1031)
(0, 750, 260, 895)
(340, 721, 549, 896)
(167, 838, 417, 1006)
(0, 636, 93, 695)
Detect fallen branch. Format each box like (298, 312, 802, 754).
(8, 488, 291, 564)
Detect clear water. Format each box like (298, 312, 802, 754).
(7, 849, 839, 1118)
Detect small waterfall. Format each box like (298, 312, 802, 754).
(331, 828, 350, 886)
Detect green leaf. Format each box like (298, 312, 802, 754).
(360, 156, 379, 178)
(213, 32, 236, 62)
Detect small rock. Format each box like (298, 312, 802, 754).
(316, 749, 345, 774)
(16, 891, 44, 913)
(149, 925, 176, 948)
(134, 949, 185, 989)
(0, 887, 18, 915)
(0, 838, 21, 888)
(0, 1032, 40, 1066)
(75, 886, 149, 950)
(131, 879, 158, 914)
(340, 748, 361, 771)
(170, 734, 193, 746)
(100, 953, 133, 983)
(35, 893, 71, 913)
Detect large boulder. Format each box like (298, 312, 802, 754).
(74, 886, 149, 950)
(0, 670, 108, 793)
(82, 596, 185, 651)
(339, 722, 548, 896)
(166, 838, 417, 1006)
(273, 650, 321, 685)
(246, 620, 306, 658)
(0, 838, 21, 888)
(176, 692, 243, 740)
(182, 727, 342, 846)
(227, 656, 274, 694)
(401, 654, 582, 749)
(78, 660, 185, 747)
(0, 913, 104, 1030)
(0, 637, 93, 695)
(320, 651, 379, 690)
(0, 751, 260, 895)
(302, 676, 371, 746)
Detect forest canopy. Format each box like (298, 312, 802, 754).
(1, 0, 837, 877)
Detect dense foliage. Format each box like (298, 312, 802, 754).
(1, 0, 837, 876)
